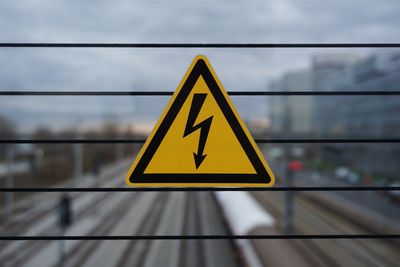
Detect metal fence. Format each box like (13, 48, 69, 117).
(1, 42, 399, 242)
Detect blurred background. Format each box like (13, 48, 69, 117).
(0, 0, 399, 267)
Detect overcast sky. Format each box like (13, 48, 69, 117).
(0, 0, 399, 132)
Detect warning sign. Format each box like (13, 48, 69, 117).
(125, 55, 275, 187)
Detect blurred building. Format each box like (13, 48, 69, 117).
(269, 51, 400, 178)
(314, 52, 400, 137)
(313, 51, 400, 178)
(269, 69, 314, 137)
(312, 53, 360, 137)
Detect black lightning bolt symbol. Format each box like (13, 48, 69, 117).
(183, 93, 214, 169)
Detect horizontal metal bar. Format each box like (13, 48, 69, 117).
(1, 139, 399, 144)
(0, 91, 400, 96)
(0, 43, 399, 48)
(0, 187, 398, 192)
(0, 234, 398, 241)
(0, 91, 173, 96)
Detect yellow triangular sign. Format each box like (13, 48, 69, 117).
(125, 55, 275, 187)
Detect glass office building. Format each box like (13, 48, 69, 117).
(313, 52, 400, 178)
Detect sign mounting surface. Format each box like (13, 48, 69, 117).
(125, 55, 275, 187)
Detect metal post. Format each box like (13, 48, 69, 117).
(284, 166, 294, 234)
(29, 153, 37, 187)
(116, 143, 124, 162)
(58, 194, 72, 266)
(5, 144, 14, 217)
(92, 155, 101, 215)
(58, 228, 65, 266)
(73, 133, 83, 187)
(283, 96, 294, 234)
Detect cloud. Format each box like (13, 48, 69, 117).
(0, 0, 399, 132)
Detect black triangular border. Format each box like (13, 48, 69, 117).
(129, 59, 271, 184)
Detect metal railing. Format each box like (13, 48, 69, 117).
(1, 42, 399, 241)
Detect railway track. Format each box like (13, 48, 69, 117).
(253, 191, 400, 267)
(180, 192, 205, 267)
(0, 161, 130, 267)
(116, 193, 170, 267)
(1, 181, 242, 267)
(109, 191, 241, 267)
(182, 192, 241, 267)
(64, 192, 142, 267)
(5, 156, 361, 267)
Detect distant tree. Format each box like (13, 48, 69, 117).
(32, 126, 55, 153)
(101, 119, 119, 162)
(32, 126, 54, 139)
(101, 120, 119, 139)
(0, 115, 16, 160)
(0, 115, 16, 138)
